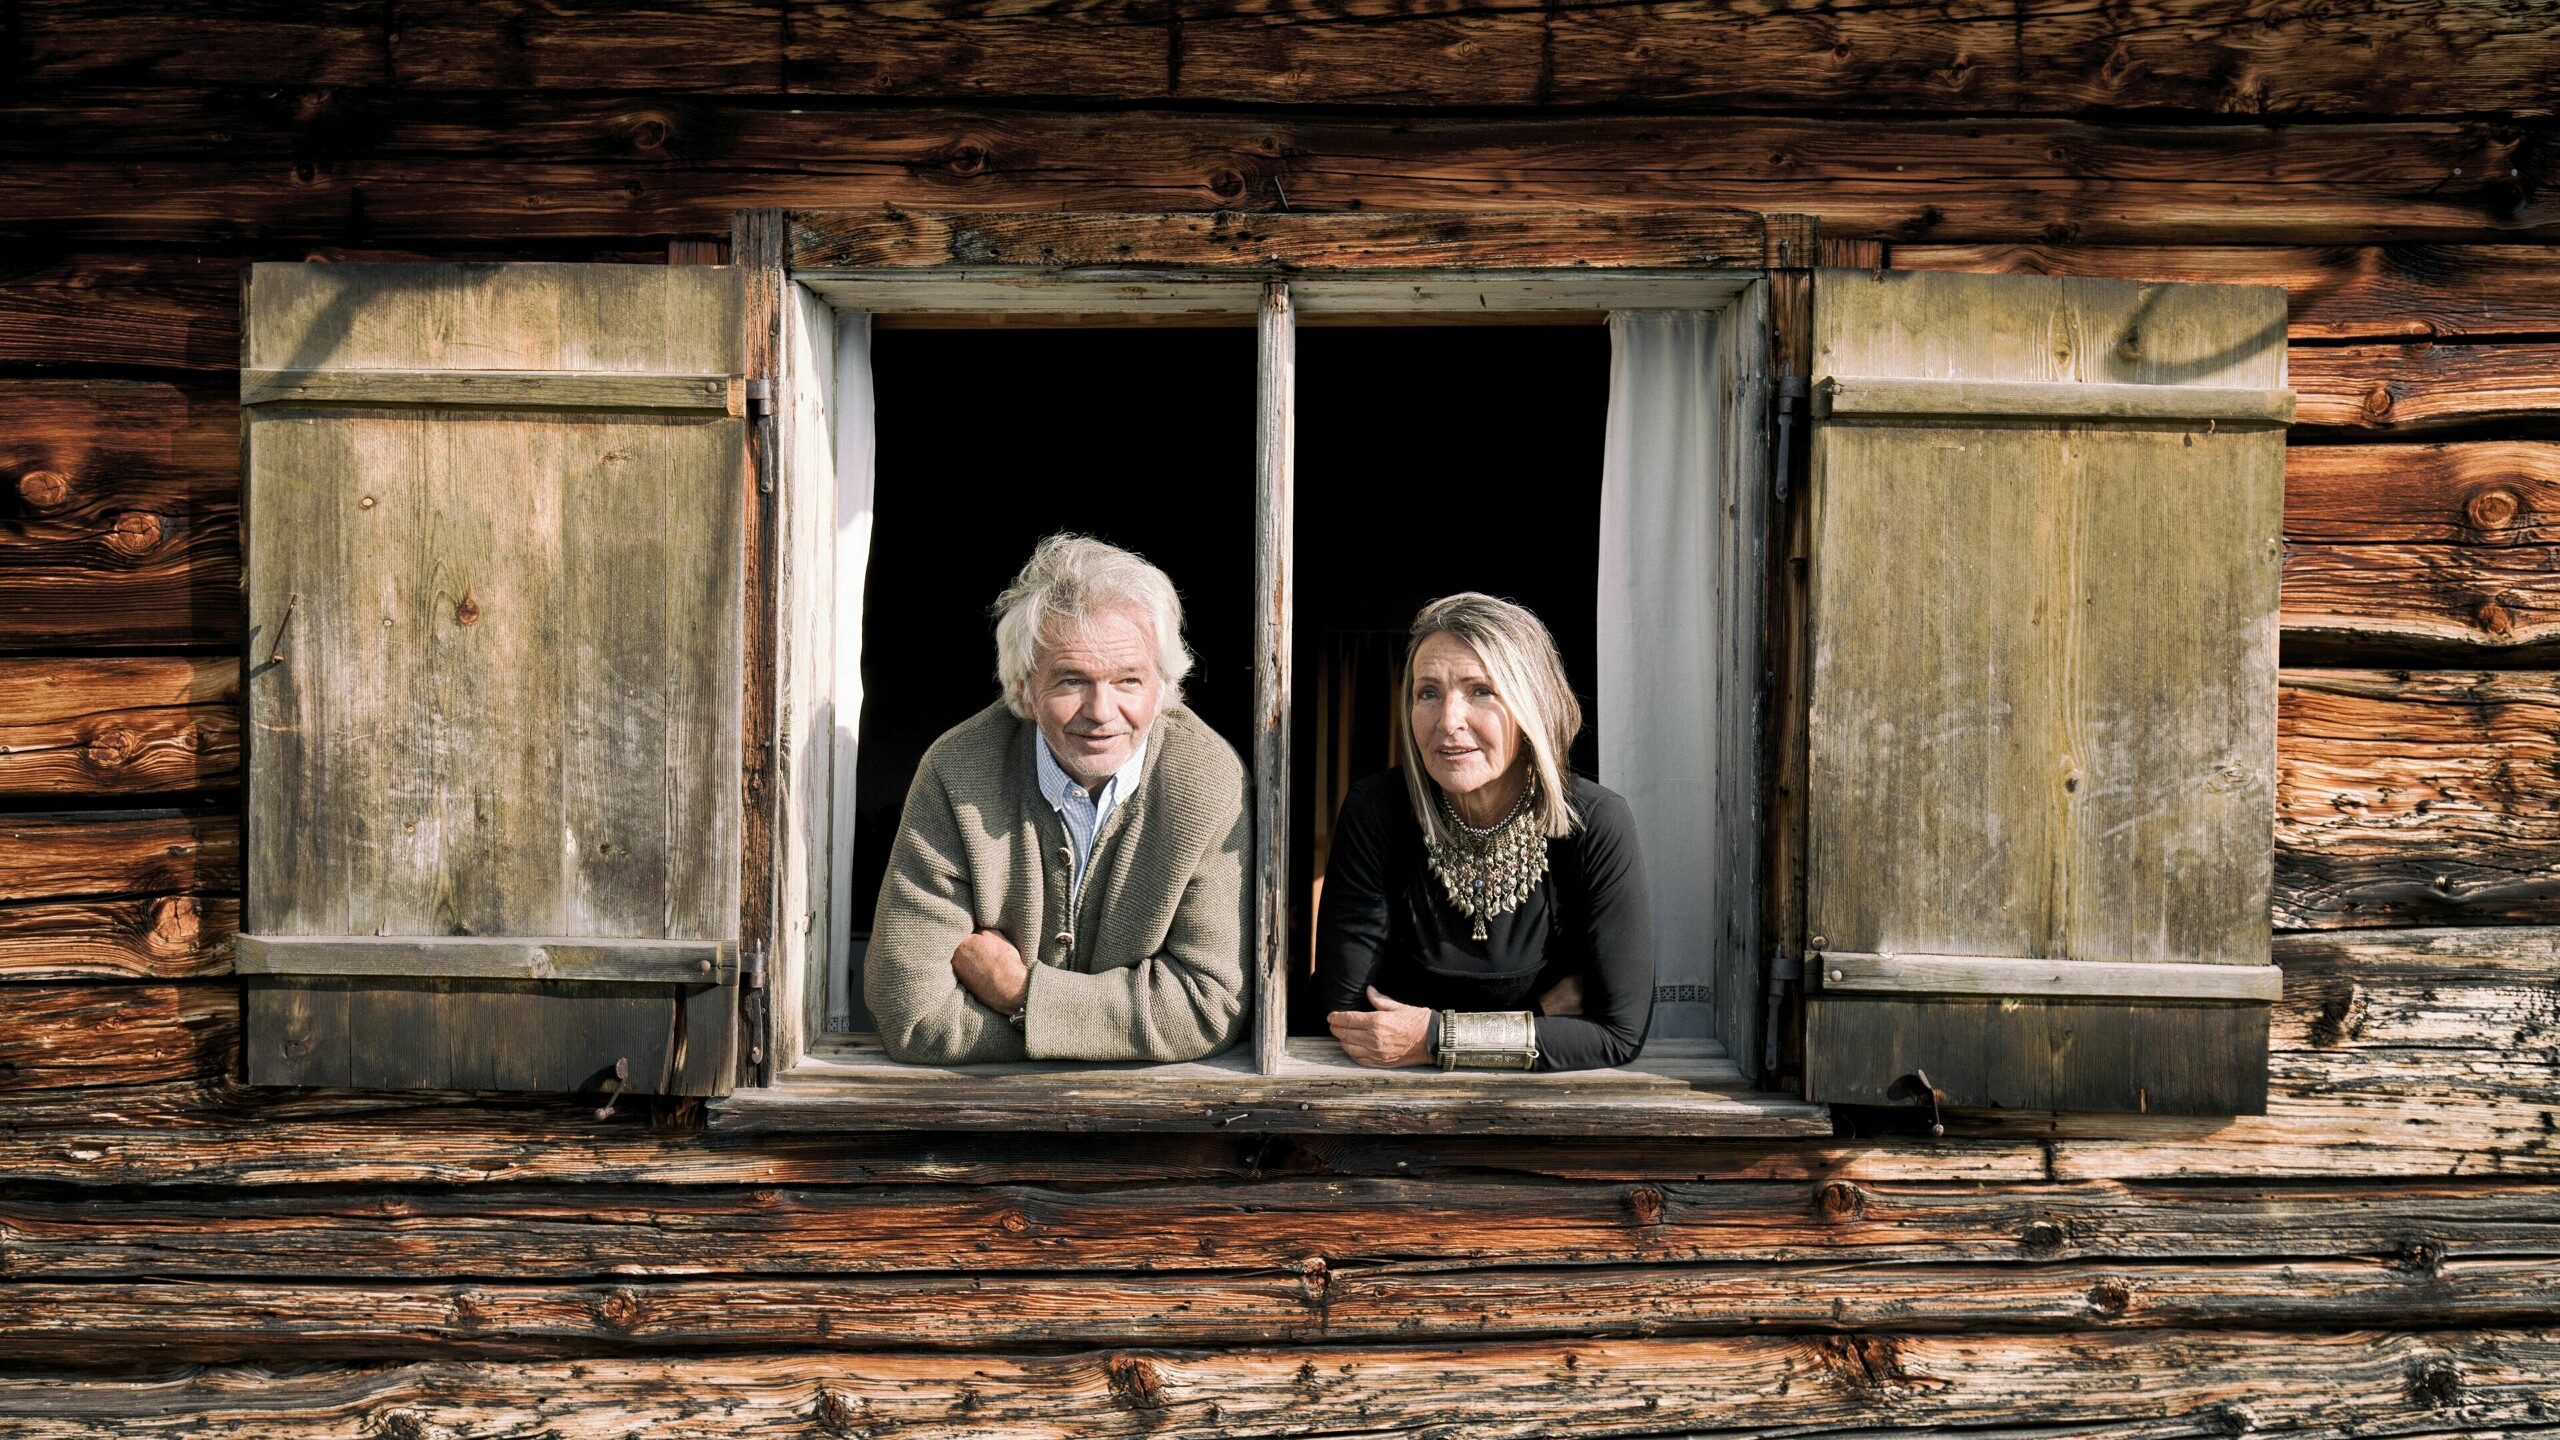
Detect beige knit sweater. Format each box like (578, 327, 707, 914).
(865, 701, 1251, 1064)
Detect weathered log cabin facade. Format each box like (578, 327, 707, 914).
(5, 5, 2559, 1433)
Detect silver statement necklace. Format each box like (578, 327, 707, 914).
(1425, 773, 1549, 941)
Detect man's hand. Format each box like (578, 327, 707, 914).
(1327, 986, 1434, 1068)
(951, 928, 1029, 1016)
(1536, 975, 1585, 1016)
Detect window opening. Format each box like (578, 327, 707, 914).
(1288, 325, 1611, 1039)
(835, 326, 1258, 1036)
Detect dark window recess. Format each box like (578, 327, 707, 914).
(1289, 325, 1612, 1034)
(852, 327, 1259, 982)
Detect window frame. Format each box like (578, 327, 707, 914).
(723, 208, 1828, 1135)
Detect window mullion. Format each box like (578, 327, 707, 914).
(1252, 280, 1296, 1076)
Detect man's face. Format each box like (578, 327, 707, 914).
(1027, 607, 1164, 791)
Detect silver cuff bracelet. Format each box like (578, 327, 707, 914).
(1437, 1009, 1540, 1071)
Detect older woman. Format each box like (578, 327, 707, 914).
(1319, 594, 1654, 1071)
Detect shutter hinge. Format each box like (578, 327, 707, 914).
(744, 378, 774, 417)
(1771, 374, 1810, 503)
(741, 944, 768, 991)
(1762, 946, 1803, 1087)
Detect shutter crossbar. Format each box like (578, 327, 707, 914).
(237, 935, 737, 984)
(242, 369, 744, 414)
(1816, 950, 2281, 1002)
(1816, 376, 2295, 427)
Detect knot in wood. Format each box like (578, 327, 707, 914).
(2476, 599, 2515, 637)
(1207, 167, 1248, 202)
(994, 1208, 1031, 1234)
(104, 511, 164, 558)
(810, 1387, 865, 1437)
(454, 593, 482, 627)
(2085, 1277, 2133, 1315)
(2360, 383, 2397, 421)
(594, 1286, 647, 1333)
(14, 469, 70, 510)
(1105, 1354, 1167, 1410)
(1815, 1180, 1867, 1221)
(2405, 1356, 2464, 1408)
(2466, 488, 2522, 530)
(374, 1408, 435, 1440)
(1624, 1184, 1665, 1227)
(2019, 1219, 2069, 1257)
(1811, 1335, 1919, 1395)
(2391, 1237, 2446, 1275)
(144, 891, 199, 948)
(82, 724, 143, 771)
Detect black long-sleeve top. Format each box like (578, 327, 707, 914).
(1315, 771, 1655, 1071)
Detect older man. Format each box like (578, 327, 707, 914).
(866, 533, 1251, 1064)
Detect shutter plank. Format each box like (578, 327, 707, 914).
(241, 262, 745, 1097)
(1804, 270, 2287, 1115)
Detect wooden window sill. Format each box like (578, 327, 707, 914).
(709, 1038, 1831, 1136)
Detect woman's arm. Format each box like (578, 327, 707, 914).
(1530, 787, 1657, 1071)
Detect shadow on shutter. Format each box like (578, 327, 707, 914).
(239, 262, 748, 1098)
(1800, 269, 2291, 1116)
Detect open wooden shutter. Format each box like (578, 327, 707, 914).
(239, 263, 747, 1096)
(1801, 269, 2291, 1116)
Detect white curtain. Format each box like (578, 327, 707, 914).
(827, 314, 877, 1032)
(1598, 311, 1726, 1040)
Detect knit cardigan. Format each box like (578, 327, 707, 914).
(865, 701, 1251, 1064)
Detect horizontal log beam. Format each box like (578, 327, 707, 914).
(0, 895, 238, 981)
(18, 1, 2559, 119)
(2274, 672, 2560, 928)
(3, 1257, 2553, 1361)
(0, 982, 233, 1093)
(2292, 342, 2560, 433)
(1, 1329, 2552, 1436)
(5, 1173, 2554, 1280)
(1894, 244, 2560, 342)
(2286, 442, 2560, 545)
(0, 99, 2547, 246)
(0, 657, 239, 798)
(0, 380, 239, 649)
(0, 811, 240, 905)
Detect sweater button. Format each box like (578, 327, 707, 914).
(1055, 932, 1074, 948)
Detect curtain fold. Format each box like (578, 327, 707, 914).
(1597, 310, 1725, 1040)
(828, 314, 877, 1032)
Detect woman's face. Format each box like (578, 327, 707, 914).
(1409, 630, 1522, 801)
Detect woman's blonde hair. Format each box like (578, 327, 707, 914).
(992, 533, 1192, 719)
(1397, 592, 1583, 844)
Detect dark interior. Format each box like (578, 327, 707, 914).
(851, 322, 1609, 1039)
(852, 327, 1260, 967)
(1288, 324, 1610, 1030)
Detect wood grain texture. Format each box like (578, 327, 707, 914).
(1252, 280, 1292, 1075)
(239, 261, 747, 1097)
(9, 1175, 2558, 1280)
(0, 983, 234, 1092)
(6, 1255, 2555, 1360)
(1807, 281, 2285, 950)
(1896, 244, 2560, 341)
(2273, 670, 2560, 930)
(0, 253, 241, 370)
(0, 811, 239, 905)
(788, 208, 1782, 271)
(17, 0, 2559, 116)
(1, 1329, 2554, 1436)
(0, 895, 239, 980)
(0, 657, 239, 797)
(0, 380, 238, 649)
(1, 100, 2549, 246)
(2292, 342, 2560, 433)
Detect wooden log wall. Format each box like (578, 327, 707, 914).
(3, 4, 2557, 1433)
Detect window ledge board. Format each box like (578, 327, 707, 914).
(710, 1039, 1831, 1137)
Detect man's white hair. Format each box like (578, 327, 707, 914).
(993, 533, 1193, 719)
